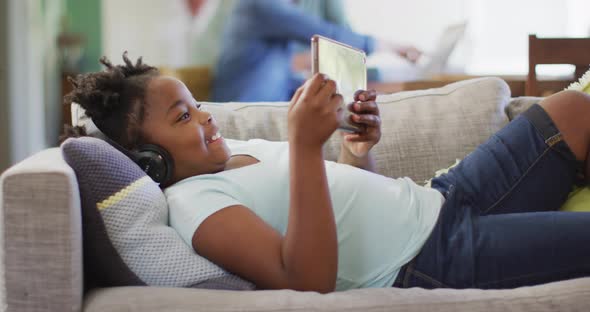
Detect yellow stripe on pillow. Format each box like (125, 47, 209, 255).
(97, 176, 152, 211)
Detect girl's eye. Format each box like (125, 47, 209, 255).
(178, 112, 190, 121)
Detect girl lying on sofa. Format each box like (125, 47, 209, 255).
(62, 52, 590, 293)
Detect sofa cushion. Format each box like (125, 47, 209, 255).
(505, 96, 543, 120)
(61, 137, 254, 290)
(373, 77, 510, 183)
(202, 77, 511, 183)
(83, 277, 590, 312)
(73, 76, 510, 183)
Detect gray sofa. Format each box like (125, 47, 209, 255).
(2, 77, 590, 311)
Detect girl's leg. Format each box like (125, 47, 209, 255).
(399, 210, 590, 289)
(395, 91, 590, 289)
(471, 211, 590, 289)
(431, 90, 590, 216)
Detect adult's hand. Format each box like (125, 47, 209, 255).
(395, 45, 422, 63)
(291, 50, 312, 72)
(376, 39, 423, 63)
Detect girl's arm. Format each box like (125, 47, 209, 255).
(338, 147, 376, 172)
(192, 74, 341, 292)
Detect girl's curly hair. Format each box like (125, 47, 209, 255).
(60, 52, 159, 149)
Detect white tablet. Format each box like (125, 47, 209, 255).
(311, 35, 367, 132)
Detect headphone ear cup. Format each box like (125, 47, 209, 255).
(134, 144, 174, 184)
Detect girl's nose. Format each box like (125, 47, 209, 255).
(199, 110, 212, 125)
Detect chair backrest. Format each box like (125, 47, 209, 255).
(526, 34, 590, 96)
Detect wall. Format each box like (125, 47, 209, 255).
(102, 0, 234, 68)
(43, 0, 65, 146)
(100, 0, 590, 80)
(2, 0, 64, 169)
(0, 0, 9, 172)
(345, 0, 588, 76)
(65, 0, 102, 72)
(7, 0, 47, 165)
(102, 0, 193, 67)
(466, 0, 566, 75)
(566, 0, 590, 36)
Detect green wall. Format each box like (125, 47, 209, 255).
(65, 0, 102, 72)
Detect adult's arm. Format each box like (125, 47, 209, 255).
(323, 0, 351, 27)
(236, 0, 375, 53)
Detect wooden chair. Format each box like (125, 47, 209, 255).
(526, 34, 590, 96)
(159, 66, 212, 101)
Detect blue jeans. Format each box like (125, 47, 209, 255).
(393, 104, 590, 289)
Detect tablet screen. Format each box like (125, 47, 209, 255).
(311, 35, 367, 132)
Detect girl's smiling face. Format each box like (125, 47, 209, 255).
(140, 76, 231, 184)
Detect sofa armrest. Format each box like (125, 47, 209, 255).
(0, 148, 83, 311)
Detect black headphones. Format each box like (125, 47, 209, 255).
(126, 143, 175, 185)
(91, 120, 175, 185)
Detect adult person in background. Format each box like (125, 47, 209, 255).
(212, 0, 422, 102)
(289, 0, 357, 80)
(186, 0, 236, 68)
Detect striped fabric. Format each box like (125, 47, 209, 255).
(97, 176, 151, 211)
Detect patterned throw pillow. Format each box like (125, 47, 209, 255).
(61, 136, 255, 290)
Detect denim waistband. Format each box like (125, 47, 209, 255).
(523, 104, 586, 185)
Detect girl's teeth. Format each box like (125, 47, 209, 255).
(209, 132, 221, 142)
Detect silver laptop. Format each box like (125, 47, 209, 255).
(416, 22, 467, 78)
(372, 21, 467, 81)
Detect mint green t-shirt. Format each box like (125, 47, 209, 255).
(165, 139, 444, 290)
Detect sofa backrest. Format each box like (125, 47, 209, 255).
(202, 77, 511, 183)
(71, 77, 511, 183)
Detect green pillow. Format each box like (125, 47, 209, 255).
(566, 69, 590, 94)
(425, 160, 590, 212)
(561, 186, 590, 212)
